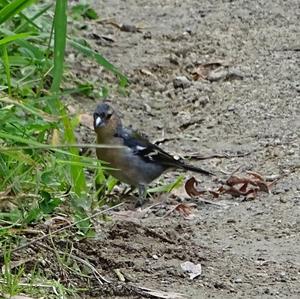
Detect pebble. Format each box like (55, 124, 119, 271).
(227, 219, 237, 224)
(169, 54, 180, 65)
(280, 197, 287, 203)
(173, 76, 192, 89)
(234, 278, 243, 283)
(143, 31, 152, 39)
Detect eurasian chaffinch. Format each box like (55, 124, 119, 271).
(93, 102, 213, 206)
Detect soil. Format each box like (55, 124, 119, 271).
(10, 0, 300, 298)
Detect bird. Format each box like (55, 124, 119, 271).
(93, 102, 214, 206)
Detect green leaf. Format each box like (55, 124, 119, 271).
(84, 7, 98, 20)
(39, 191, 62, 214)
(1, 45, 11, 95)
(24, 207, 41, 224)
(0, 28, 44, 60)
(0, 32, 34, 46)
(0, 0, 36, 25)
(50, 0, 67, 97)
(71, 4, 98, 20)
(148, 175, 184, 193)
(48, 0, 87, 196)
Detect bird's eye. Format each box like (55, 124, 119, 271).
(106, 112, 113, 119)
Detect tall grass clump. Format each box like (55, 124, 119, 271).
(0, 1, 129, 297)
(0, 0, 127, 234)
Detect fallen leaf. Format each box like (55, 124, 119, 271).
(185, 171, 276, 201)
(226, 175, 250, 186)
(192, 61, 225, 80)
(246, 171, 265, 181)
(44, 216, 72, 230)
(164, 203, 196, 219)
(185, 177, 206, 197)
(239, 183, 248, 193)
(256, 181, 271, 193)
(50, 128, 60, 146)
(181, 261, 202, 280)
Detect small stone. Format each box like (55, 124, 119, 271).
(264, 288, 270, 294)
(227, 219, 237, 224)
(234, 278, 242, 283)
(279, 197, 287, 203)
(184, 28, 192, 35)
(273, 189, 284, 195)
(143, 31, 152, 39)
(173, 76, 192, 89)
(152, 254, 159, 260)
(169, 54, 180, 65)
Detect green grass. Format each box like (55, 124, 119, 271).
(0, 1, 128, 296)
(0, 0, 127, 224)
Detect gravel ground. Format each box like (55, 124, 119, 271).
(63, 0, 300, 297)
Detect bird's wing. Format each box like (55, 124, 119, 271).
(116, 126, 184, 167)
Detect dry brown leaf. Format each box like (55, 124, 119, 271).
(192, 61, 226, 80)
(50, 128, 60, 146)
(44, 216, 72, 230)
(185, 171, 276, 201)
(164, 203, 196, 218)
(185, 177, 206, 197)
(174, 203, 195, 217)
(246, 171, 265, 180)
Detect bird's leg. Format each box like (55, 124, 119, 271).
(135, 184, 148, 207)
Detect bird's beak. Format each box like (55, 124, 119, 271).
(94, 116, 103, 128)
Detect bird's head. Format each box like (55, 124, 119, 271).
(93, 102, 121, 139)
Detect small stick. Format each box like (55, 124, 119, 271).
(184, 152, 251, 160)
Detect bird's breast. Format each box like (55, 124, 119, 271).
(96, 146, 165, 186)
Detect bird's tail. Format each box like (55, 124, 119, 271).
(180, 163, 214, 176)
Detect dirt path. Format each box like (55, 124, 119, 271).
(68, 0, 300, 298)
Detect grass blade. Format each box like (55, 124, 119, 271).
(49, 0, 87, 195)
(0, 32, 34, 46)
(50, 0, 67, 96)
(0, 0, 36, 25)
(15, 3, 53, 33)
(1, 46, 11, 95)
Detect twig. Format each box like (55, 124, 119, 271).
(70, 254, 110, 284)
(184, 152, 251, 160)
(11, 203, 124, 253)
